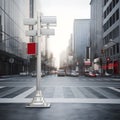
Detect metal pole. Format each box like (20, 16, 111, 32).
(26, 12, 50, 108)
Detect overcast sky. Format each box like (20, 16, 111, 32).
(40, 0, 91, 67)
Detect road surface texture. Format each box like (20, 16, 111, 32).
(0, 75, 120, 120)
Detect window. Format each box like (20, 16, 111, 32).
(109, 3, 112, 11)
(0, 15, 2, 43)
(113, 13, 115, 24)
(104, 9, 119, 32)
(113, 45, 116, 55)
(110, 47, 113, 55)
(113, 26, 119, 39)
(116, 43, 119, 53)
(110, 17, 112, 26)
(115, 0, 119, 4)
(113, 0, 116, 7)
(104, 26, 119, 43)
(116, 9, 119, 20)
(0, 15, 1, 24)
(107, 7, 109, 15)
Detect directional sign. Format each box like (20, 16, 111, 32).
(24, 18, 37, 25)
(25, 30, 37, 36)
(41, 16, 56, 25)
(40, 28, 55, 35)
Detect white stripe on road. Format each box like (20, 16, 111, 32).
(0, 86, 5, 89)
(0, 98, 120, 104)
(108, 87, 120, 93)
(14, 86, 36, 98)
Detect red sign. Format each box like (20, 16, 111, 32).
(27, 43, 36, 54)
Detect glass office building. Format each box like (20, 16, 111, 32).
(0, 0, 29, 75)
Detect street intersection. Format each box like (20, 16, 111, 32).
(0, 75, 120, 120)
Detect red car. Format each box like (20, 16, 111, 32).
(88, 71, 96, 77)
(85, 71, 96, 77)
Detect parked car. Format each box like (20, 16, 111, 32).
(89, 71, 96, 77)
(84, 71, 89, 77)
(31, 71, 36, 77)
(95, 71, 101, 77)
(19, 72, 28, 76)
(31, 71, 45, 77)
(105, 72, 112, 77)
(71, 70, 79, 77)
(57, 69, 66, 76)
(85, 71, 96, 77)
(66, 71, 71, 76)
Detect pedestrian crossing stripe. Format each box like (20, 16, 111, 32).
(0, 86, 120, 101)
(0, 86, 5, 89)
(0, 98, 120, 104)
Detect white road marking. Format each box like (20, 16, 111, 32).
(0, 86, 5, 89)
(0, 98, 120, 104)
(14, 86, 36, 98)
(108, 87, 120, 93)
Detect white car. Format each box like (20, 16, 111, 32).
(57, 69, 66, 76)
(71, 70, 79, 77)
(19, 72, 28, 76)
(31, 71, 36, 77)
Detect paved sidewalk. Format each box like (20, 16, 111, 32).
(0, 103, 120, 120)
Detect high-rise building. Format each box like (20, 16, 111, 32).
(90, 0, 103, 61)
(0, 0, 29, 75)
(90, 0, 103, 73)
(73, 19, 90, 72)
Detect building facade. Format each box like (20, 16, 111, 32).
(90, 0, 120, 75)
(103, 0, 120, 74)
(73, 19, 90, 73)
(0, 0, 29, 75)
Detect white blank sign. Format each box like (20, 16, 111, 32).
(41, 16, 56, 25)
(40, 29, 55, 35)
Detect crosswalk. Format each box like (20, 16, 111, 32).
(0, 86, 120, 104)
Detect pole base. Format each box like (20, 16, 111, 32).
(26, 90, 50, 108)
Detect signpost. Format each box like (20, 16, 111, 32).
(24, 13, 56, 108)
(9, 58, 14, 75)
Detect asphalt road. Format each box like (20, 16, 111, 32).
(0, 75, 120, 120)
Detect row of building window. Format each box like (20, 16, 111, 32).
(104, 43, 119, 57)
(104, 9, 119, 32)
(104, 26, 119, 44)
(0, 15, 2, 43)
(104, 0, 119, 18)
(104, 0, 109, 6)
